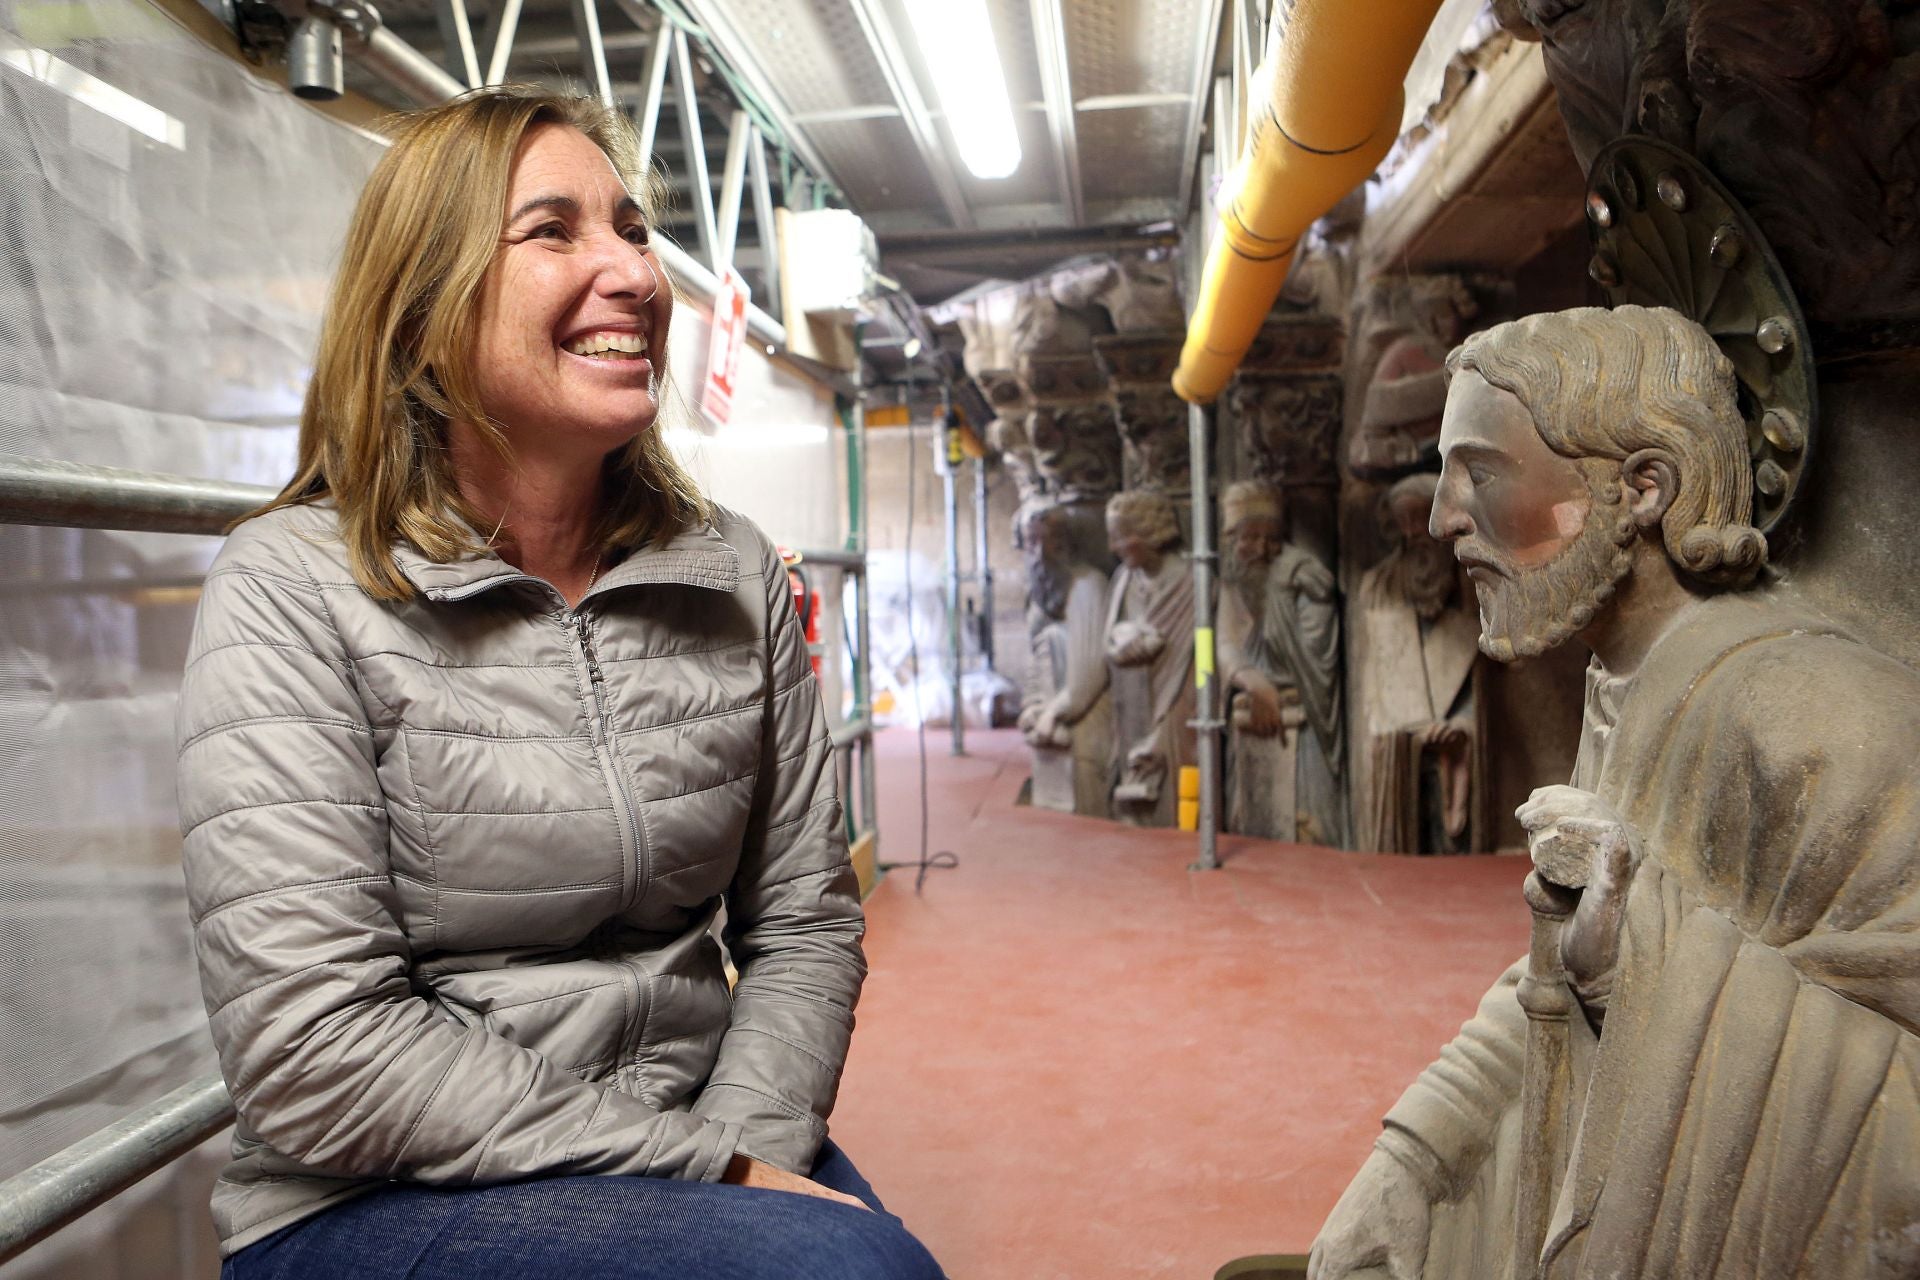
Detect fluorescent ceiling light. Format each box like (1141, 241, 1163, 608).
(901, 0, 1021, 180)
(0, 28, 186, 150)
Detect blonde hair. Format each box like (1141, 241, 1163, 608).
(1447, 306, 1765, 585)
(252, 85, 710, 600)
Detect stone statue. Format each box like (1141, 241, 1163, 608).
(1310, 306, 1920, 1280)
(1218, 480, 1349, 848)
(1102, 491, 1196, 827)
(1351, 472, 1483, 854)
(1349, 276, 1487, 477)
(1017, 501, 1114, 817)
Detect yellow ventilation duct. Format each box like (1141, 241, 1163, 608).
(1173, 0, 1446, 405)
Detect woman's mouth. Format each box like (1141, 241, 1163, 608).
(562, 330, 652, 362)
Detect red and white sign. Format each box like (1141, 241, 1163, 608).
(699, 267, 750, 425)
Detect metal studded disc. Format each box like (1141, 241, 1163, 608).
(1585, 135, 1819, 538)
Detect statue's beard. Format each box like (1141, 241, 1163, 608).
(1386, 541, 1459, 623)
(1223, 545, 1271, 599)
(1028, 555, 1070, 619)
(1461, 479, 1636, 663)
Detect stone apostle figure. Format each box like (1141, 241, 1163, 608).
(1017, 502, 1114, 817)
(1352, 473, 1482, 853)
(1309, 306, 1920, 1280)
(1103, 491, 1196, 826)
(1218, 480, 1349, 848)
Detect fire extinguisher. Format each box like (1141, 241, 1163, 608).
(778, 547, 823, 680)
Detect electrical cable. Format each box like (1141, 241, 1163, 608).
(876, 399, 959, 894)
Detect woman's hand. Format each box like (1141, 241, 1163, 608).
(722, 1154, 871, 1211)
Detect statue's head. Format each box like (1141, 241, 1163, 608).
(1381, 472, 1458, 622)
(1221, 480, 1286, 586)
(1105, 490, 1180, 572)
(1435, 305, 1766, 662)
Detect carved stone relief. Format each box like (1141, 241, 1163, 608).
(1103, 491, 1196, 828)
(1509, 0, 1920, 342)
(1312, 305, 1920, 1280)
(1218, 479, 1349, 848)
(1093, 333, 1190, 497)
(1349, 472, 1485, 855)
(1017, 500, 1115, 818)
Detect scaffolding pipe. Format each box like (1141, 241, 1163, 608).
(841, 382, 878, 842)
(1189, 401, 1223, 870)
(359, 20, 469, 106)
(973, 456, 994, 673)
(1171, 0, 1444, 404)
(0, 1076, 234, 1265)
(0, 454, 270, 534)
(940, 398, 964, 757)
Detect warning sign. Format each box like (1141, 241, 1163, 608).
(699, 267, 750, 425)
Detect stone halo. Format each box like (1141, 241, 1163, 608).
(1583, 135, 1818, 538)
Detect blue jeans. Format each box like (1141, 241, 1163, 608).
(224, 1143, 944, 1280)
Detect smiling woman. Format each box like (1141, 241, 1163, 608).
(177, 87, 943, 1280)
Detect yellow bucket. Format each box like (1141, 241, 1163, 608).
(1177, 766, 1200, 800)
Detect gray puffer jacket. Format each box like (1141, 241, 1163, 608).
(177, 501, 865, 1256)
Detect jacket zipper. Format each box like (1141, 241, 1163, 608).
(569, 610, 644, 906)
(568, 608, 651, 1090)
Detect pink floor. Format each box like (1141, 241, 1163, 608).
(828, 727, 1531, 1280)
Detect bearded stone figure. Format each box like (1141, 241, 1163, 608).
(1219, 481, 1349, 848)
(1017, 502, 1114, 817)
(1308, 306, 1920, 1280)
(1352, 473, 1483, 854)
(1102, 491, 1196, 827)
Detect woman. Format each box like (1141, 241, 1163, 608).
(177, 86, 941, 1279)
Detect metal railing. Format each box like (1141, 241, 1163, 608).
(0, 1077, 235, 1266)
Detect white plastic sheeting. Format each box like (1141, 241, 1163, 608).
(0, 0, 380, 1272)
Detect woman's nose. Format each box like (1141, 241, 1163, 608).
(593, 233, 659, 301)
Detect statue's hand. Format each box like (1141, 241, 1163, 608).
(1518, 785, 1642, 1010)
(1108, 620, 1164, 666)
(1238, 683, 1285, 736)
(1419, 720, 1467, 751)
(1307, 1146, 1432, 1280)
(1033, 705, 1072, 748)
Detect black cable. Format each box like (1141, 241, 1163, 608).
(876, 402, 959, 894)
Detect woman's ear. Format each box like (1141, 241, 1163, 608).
(1620, 448, 1677, 529)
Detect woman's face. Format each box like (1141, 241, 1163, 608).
(468, 122, 672, 458)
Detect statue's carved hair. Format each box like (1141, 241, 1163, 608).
(1105, 490, 1181, 550)
(1447, 305, 1766, 585)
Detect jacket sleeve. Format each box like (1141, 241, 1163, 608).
(692, 533, 868, 1172)
(179, 532, 740, 1186)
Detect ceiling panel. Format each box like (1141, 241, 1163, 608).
(807, 116, 945, 211)
(715, 0, 896, 116)
(1079, 103, 1188, 207)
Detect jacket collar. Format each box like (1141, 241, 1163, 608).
(393, 522, 742, 604)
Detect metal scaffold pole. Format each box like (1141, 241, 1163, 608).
(973, 455, 994, 674)
(1189, 400, 1222, 871)
(939, 389, 965, 756)
(845, 393, 878, 845)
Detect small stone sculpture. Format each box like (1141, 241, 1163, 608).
(1351, 473, 1483, 853)
(1017, 501, 1114, 817)
(1310, 305, 1920, 1280)
(1218, 480, 1349, 848)
(1102, 491, 1196, 827)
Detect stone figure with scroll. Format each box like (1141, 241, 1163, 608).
(1017, 502, 1113, 817)
(1218, 481, 1349, 848)
(1351, 472, 1484, 854)
(1102, 491, 1196, 827)
(1309, 307, 1920, 1280)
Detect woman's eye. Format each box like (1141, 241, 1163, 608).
(532, 222, 569, 241)
(622, 225, 650, 247)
